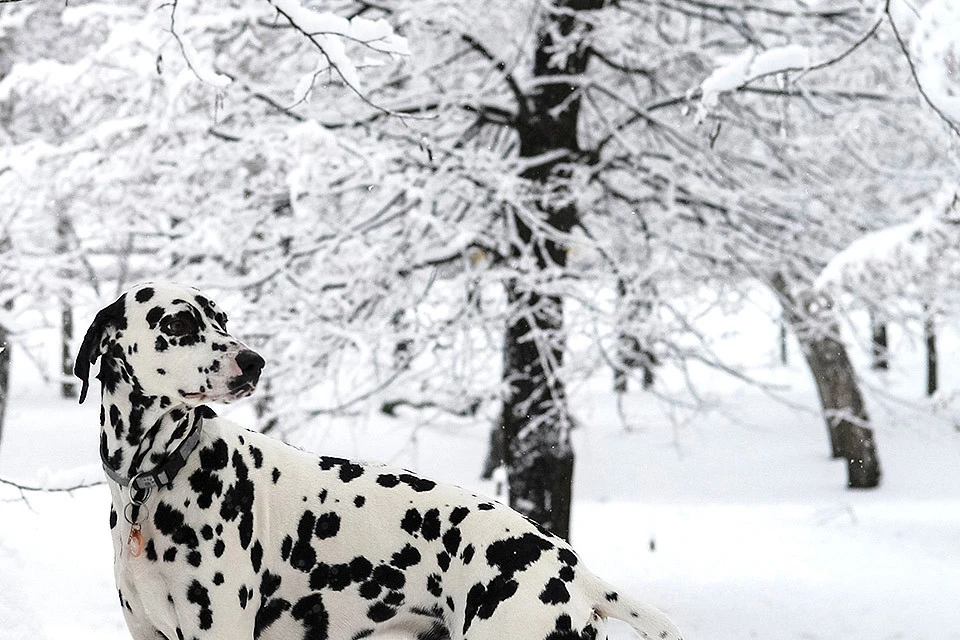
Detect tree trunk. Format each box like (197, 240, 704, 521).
(771, 274, 881, 489)
(0, 322, 9, 452)
(924, 308, 937, 396)
(57, 214, 76, 398)
(869, 309, 889, 371)
(613, 277, 657, 393)
(493, 0, 603, 541)
(61, 300, 75, 398)
(779, 313, 789, 365)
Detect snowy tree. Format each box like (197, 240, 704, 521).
(4, 0, 959, 531)
(820, 186, 960, 396)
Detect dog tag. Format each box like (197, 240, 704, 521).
(128, 525, 143, 558)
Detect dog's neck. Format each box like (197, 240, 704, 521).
(97, 351, 205, 481)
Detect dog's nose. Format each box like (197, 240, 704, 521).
(236, 350, 265, 378)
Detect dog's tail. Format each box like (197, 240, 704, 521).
(589, 575, 683, 640)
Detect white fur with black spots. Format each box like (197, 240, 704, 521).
(76, 282, 683, 640)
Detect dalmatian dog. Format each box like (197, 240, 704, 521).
(75, 282, 683, 640)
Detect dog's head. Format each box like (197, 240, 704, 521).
(75, 282, 264, 406)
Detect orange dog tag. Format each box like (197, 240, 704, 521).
(128, 526, 143, 558)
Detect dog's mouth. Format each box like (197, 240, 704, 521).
(178, 381, 256, 403)
(228, 381, 257, 400)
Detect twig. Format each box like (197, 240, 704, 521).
(268, 2, 425, 122)
(0, 476, 104, 504)
(885, 0, 960, 139)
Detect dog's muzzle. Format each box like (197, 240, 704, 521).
(229, 349, 265, 396)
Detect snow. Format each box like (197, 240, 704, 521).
(268, 0, 409, 55)
(3, 291, 960, 639)
(817, 186, 960, 294)
(699, 45, 812, 113)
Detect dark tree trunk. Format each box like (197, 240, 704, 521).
(779, 313, 789, 365)
(924, 309, 937, 396)
(771, 274, 881, 489)
(61, 300, 75, 398)
(869, 309, 889, 371)
(57, 214, 76, 398)
(613, 278, 657, 393)
(493, 0, 604, 541)
(0, 321, 9, 451)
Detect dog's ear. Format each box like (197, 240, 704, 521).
(75, 294, 127, 404)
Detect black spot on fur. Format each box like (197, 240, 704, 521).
(437, 552, 451, 572)
(213, 539, 225, 558)
(461, 544, 475, 565)
(109, 508, 118, 530)
(359, 580, 381, 600)
(376, 474, 400, 488)
(145, 539, 157, 561)
(186, 580, 213, 630)
(366, 602, 396, 623)
(449, 506, 469, 525)
(290, 511, 317, 572)
(154, 501, 198, 548)
(135, 288, 155, 303)
(271, 468, 281, 484)
(462, 575, 519, 634)
(187, 551, 201, 567)
(248, 445, 263, 469)
(291, 594, 328, 639)
(261, 571, 282, 598)
(426, 573, 443, 597)
(401, 508, 422, 535)
(354, 495, 366, 508)
(146, 306, 164, 328)
(220, 450, 255, 549)
(540, 578, 571, 604)
(391, 544, 421, 569)
(477, 502, 495, 511)
(373, 564, 405, 590)
(442, 527, 461, 556)
(560, 566, 575, 581)
(163, 547, 177, 562)
(314, 512, 341, 539)
(398, 473, 436, 492)
(251, 541, 263, 573)
(486, 533, 554, 576)
(336, 557, 367, 586)
(319, 456, 365, 482)
(280, 535, 292, 561)
(213, 572, 224, 586)
(255, 597, 291, 638)
(421, 509, 441, 541)
(557, 548, 578, 566)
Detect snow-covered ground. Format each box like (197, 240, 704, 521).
(2, 296, 960, 639)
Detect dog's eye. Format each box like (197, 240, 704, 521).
(163, 317, 196, 335)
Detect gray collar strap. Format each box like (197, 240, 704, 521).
(102, 416, 203, 492)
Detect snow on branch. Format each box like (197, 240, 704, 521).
(817, 186, 960, 304)
(695, 13, 884, 120)
(699, 45, 812, 113)
(266, 0, 411, 113)
(890, 0, 960, 137)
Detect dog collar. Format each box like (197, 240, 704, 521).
(101, 414, 204, 492)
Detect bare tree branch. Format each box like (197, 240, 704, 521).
(884, 0, 960, 139)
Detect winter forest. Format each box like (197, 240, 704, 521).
(0, 0, 959, 637)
